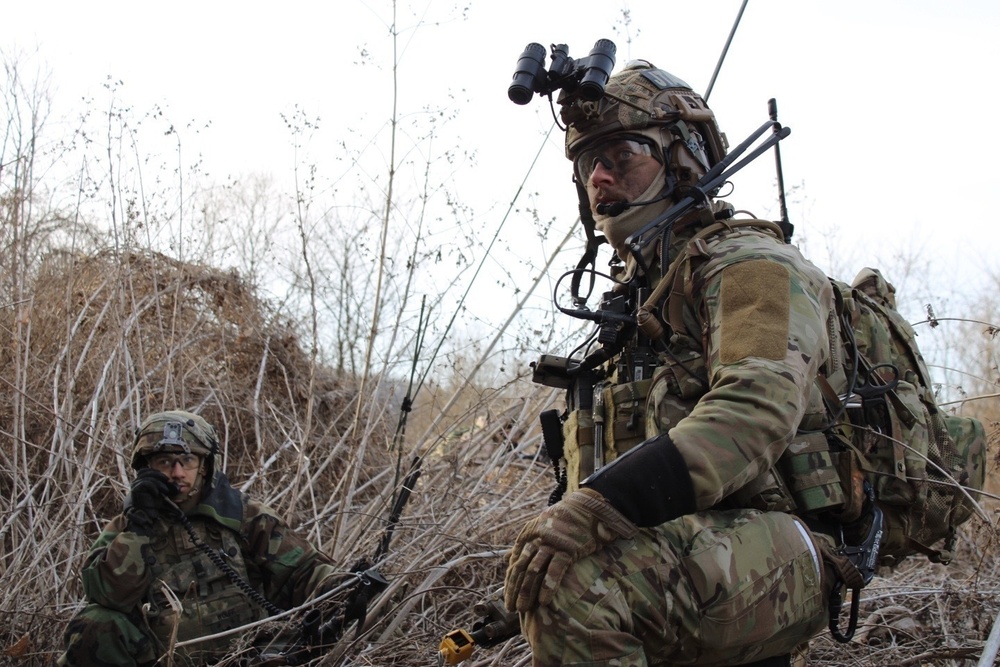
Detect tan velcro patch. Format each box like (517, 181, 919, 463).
(719, 260, 790, 363)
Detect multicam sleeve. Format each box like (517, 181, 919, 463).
(669, 235, 834, 509)
(79, 514, 154, 612)
(243, 499, 341, 610)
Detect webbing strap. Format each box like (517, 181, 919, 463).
(636, 217, 785, 344)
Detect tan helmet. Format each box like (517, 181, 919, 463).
(560, 60, 728, 195)
(130, 410, 219, 472)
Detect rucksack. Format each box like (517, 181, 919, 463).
(824, 267, 987, 566)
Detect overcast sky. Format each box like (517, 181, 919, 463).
(4, 0, 999, 325)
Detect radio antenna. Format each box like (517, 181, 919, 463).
(702, 1, 793, 242)
(704, 0, 749, 102)
(769, 98, 793, 242)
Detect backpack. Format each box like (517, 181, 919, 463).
(824, 267, 987, 566)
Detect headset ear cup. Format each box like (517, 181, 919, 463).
(671, 140, 709, 189)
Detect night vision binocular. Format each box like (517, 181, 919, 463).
(507, 39, 617, 105)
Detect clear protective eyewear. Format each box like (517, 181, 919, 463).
(148, 453, 201, 473)
(574, 136, 660, 183)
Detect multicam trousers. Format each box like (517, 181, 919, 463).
(521, 509, 831, 667)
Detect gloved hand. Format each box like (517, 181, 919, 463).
(124, 468, 178, 536)
(504, 488, 638, 613)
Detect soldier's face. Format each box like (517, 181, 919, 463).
(148, 452, 204, 498)
(581, 136, 662, 214)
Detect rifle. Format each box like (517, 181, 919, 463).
(245, 460, 422, 665)
(265, 303, 429, 663)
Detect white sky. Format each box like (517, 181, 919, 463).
(4, 0, 999, 332)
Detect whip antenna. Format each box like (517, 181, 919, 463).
(704, 0, 749, 102)
(769, 98, 794, 242)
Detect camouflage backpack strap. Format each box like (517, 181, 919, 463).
(636, 217, 785, 347)
(634, 217, 785, 397)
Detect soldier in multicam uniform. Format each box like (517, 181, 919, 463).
(59, 410, 345, 666)
(504, 61, 865, 666)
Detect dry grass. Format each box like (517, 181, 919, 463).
(1, 248, 998, 667)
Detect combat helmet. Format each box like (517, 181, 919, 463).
(130, 410, 220, 485)
(560, 60, 728, 198)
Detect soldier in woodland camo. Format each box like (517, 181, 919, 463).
(504, 62, 861, 666)
(59, 411, 344, 666)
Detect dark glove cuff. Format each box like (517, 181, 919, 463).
(581, 432, 696, 527)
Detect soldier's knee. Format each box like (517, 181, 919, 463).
(60, 604, 154, 667)
(523, 511, 829, 666)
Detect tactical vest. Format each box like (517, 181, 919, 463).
(143, 517, 263, 664)
(557, 219, 986, 568)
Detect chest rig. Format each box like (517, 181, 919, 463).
(143, 516, 262, 663)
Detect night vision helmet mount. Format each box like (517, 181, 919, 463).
(130, 410, 220, 486)
(561, 61, 729, 205)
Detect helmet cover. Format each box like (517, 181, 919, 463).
(130, 410, 219, 470)
(561, 60, 728, 187)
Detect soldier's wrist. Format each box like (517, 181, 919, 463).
(581, 432, 696, 527)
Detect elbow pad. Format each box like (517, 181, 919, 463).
(580, 433, 696, 527)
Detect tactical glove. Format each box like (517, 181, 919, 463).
(124, 468, 178, 536)
(504, 488, 638, 613)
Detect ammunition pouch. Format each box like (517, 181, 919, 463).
(562, 409, 595, 492)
